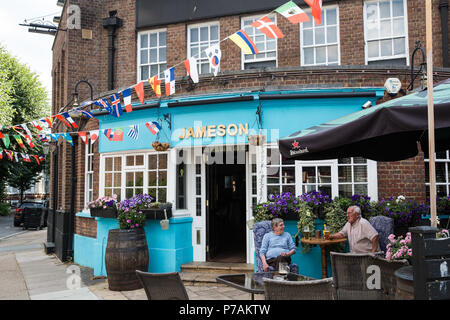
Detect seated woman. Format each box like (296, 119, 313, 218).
(260, 218, 296, 272)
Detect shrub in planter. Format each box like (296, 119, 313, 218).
(298, 190, 332, 220)
(386, 232, 412, 264)
(87, 195, 118, 218)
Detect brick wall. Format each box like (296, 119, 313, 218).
(51, 0, 450, 236)
(75, 216, 97, 238)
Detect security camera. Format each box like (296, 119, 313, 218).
(362, 101, 372, 109)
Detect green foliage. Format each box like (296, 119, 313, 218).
(324, 199, 348, 235)
(118, 208, 146, 230)
(253, 202, 272, 222)
(296, 201, 315, 253)
(0, 202, 10, 216)
(8, 162, 42, 203)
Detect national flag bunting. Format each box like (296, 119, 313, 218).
(61, 112, 79, 128)
(275, 1, 310, 24)
(13, 135, 25, 149)
(55, 114, 72, 128)
(304, 0, 322, 25)
(251, 16, 285, 39)
(38, 134, 49, 142)
(205, 44, 221, 76)
(49, 133, 60, 141)
(21, 153, 31, 163)
(0, 150, 2, 160)
(134, 82, 145, 104)
(31, 121, 43, 131)
(61, 133, 74, 146)
(4, 150, 12, 161)
(104, 129, 114, 141)
(40, 117, 53, 128)
(89, 130, 99, 145)
(164, 68, 176, 96)
(78, 131, 89, 145)
(75, 109, 95, 119)
(21, 124, 33, 137)
(112, 128, 124, 142)
(184, 57, 199, 84)
(39, 155, 46, 163)
(145, 121, 161, 135)
(127, 125, 139, 140)
(108, 94, 123, 118)
(32, 155, 40, 165)
(149, 75, 162, 98)
(229, 30, 259, 55)
(122, 88, 133, 113)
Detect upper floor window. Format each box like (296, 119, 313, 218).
(188, 22, 219, 75)
(242, 14, 277, 70)
(364, 0, 408, 65)
(138, 29, 167, 81)
(300, 6, 340, 66)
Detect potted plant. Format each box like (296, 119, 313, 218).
(298, 190, 332, 220)
(152, 141, 170, 151)
(385, 232, 412, 264)
(105, 206, 148, 291)
(87, 195, 118, 218)
(248, 134, 266, 146)
(436, 196, 450, 215)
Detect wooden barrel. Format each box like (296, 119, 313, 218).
(105, 228, 149, 291)
(395, 266, 414, 300)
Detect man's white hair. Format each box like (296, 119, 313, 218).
(348, 205, 361, 216)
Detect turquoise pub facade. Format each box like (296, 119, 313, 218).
(73, 87, 384, 279)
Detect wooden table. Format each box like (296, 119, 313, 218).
(300, 237, 347, 279)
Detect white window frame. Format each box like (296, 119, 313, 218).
(300, 5, 341, 66)
(124, 154, 146, 199)
(137, 28, 167, 83)
(425, 150, 450, 197)
(84, 142, 94, 210)
(241, 13, 278, 70)
(363, 0, 409, 65)
(99, 150, 178, 213)
(187, 21, 220, 75)
(263, 144, 378, 201)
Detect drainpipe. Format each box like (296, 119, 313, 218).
(440, 0, 449, 67)
(102, 11, 123, 90)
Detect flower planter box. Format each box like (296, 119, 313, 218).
(283, 211, 299, 221)
(141, 208, 172, 220)
(90, 207, 117, 218)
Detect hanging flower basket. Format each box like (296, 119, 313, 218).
(152, 141, 170, 151)
(248, 135, 266, 146)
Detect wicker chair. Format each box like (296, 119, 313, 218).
(372, 255, 409, 300)
(135, 270, 189, 300)
(330, 252, 382, 300)
(263, 277, 335, 300)
(253, 220, 299, 274)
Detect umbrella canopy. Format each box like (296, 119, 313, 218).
(278, 78, 450, 162)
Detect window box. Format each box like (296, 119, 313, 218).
(90, 207, 118, 218)
(141, 207, 172, 220)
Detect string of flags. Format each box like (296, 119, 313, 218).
(0, 1, 323, 155)
(0, 149, 46, 165)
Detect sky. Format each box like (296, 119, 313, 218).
(0, 0, 62, 101)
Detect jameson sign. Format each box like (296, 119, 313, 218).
(178, 123, 249, 140)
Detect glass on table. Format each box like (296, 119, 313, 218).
(303, 226, 310, 239)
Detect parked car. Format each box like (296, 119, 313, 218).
(13, 201, 48, 228)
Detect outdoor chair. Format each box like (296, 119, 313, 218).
(330, 252, 382, 300)
(369, 215, 394, 253)
(253, 220, 299, 274)
(263, 277, 335, 300)
(372, 255, 409, 300)
(135, 270, 189, 300)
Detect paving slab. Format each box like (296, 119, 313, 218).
(30, 287, 100, 300)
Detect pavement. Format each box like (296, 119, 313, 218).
(0, 220, 262, 300)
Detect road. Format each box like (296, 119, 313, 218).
(0, 213, 26, 240)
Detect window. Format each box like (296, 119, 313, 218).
(195, 156, 202, 216)
(266, 147, 296, 196)
(104, 156, 122, 200)
(300, 6, 340, 66)
(177, 162, 186, 210)
(138, 29, 167, 81)
(188, 22, 219, 75)
(242, 14, 277, 70)
(85, 142, 94, 206)
(265, 146, 377, 199)
(148, 153, 168, 203)
(364, 0, 408, 65)
(101, 152, 168, 203)
(425, 150, 450, 198)
(125, 155, 144, 199)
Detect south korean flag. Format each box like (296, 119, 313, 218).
(205, 44, 221, 77)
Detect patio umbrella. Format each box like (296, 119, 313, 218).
(278, 78, 450, 162)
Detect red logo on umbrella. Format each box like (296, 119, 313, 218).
(292, 140, 300, 149)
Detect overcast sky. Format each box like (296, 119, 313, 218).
(0, 0, 61, 101)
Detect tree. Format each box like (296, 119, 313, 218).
(0, 44, 50, 202)
(8, 163, 42, 204)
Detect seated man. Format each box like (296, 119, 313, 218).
(329, 205, 380, 253)
(260, 218, 296, 272)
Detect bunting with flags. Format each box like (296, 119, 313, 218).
(49, 133, 61, 142)
(38, 134, 49, 142)
(54, 114, 72, 128)
(184, 57, 199, 83)
(122, 88, 133, 113)
(304, 0, 322, 25)
(205, 44, 221, 76)
(127, 125, 139, 140)
(78, 131, 89, 145)
(31, 121, 43, 131)
(134, 82, 145, 104)
(251, 16, 285, 39)
(146, 121, 161, 135)
(2, 134, 10, 148)
(90, 130, 99, 145)
(229, 30, 259, 55)
(275, 1, 310, 24)
(13, 135, 25, 149)
(108, 94, 123, 118)
(61, 133, 74, 146)
(149, 75, 162, 98)
(164, 67, 176, 96)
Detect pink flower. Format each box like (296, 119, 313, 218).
(388, 234, 396, 242)
(127, 219, 131, 223)
(130, 225, 134, 229)
(407, 249, 412, 256)
(103, 205, 107, 209)
(135, 224, 139, 227)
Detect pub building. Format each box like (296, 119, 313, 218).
(48, 0, 450, 280)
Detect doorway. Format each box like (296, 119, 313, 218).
(206, 155, 247, 263)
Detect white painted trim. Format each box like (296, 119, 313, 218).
(187, 21, 220, 75)
(137, 28, 168, 83)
